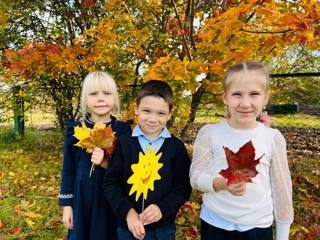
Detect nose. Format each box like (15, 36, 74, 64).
(239, 95, 251, 108)
(147, 113, 157, 122)
(97, 93, 104, 102)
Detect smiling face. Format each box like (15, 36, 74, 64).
(135, 96, 172, 141)
(127, 145, 163, 201)
(223, 70, 269, 129)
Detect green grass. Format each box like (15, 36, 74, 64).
(0, 128, 66, 240)
(0, 120, 319, 239)
(271, 114, 320, 128)
(195, 112, 320, 128)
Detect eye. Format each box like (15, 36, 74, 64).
(142, 109, 150, 113)
(250, 91, 260, 96)
(103, 91, 112, 95)
(231, 92, 241, 96)
(89, 91, 97, 96)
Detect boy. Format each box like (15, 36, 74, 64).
(103, 80, 192, 240)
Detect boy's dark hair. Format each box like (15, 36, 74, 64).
(137, 80, 173, 111)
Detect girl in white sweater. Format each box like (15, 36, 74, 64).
(190, 61, 293, 240)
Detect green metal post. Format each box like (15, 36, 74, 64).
(12, 85, 25, 137)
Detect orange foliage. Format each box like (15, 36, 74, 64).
(1, 0, 319, 128)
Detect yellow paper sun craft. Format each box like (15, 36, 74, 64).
(127, 145, 163, 201)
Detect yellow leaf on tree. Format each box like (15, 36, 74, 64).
(211, 63, 224, 75)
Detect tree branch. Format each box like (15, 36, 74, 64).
(171, 0, 192, 61)
(241, 28, 293, 34)
(270, 72, 320, 78)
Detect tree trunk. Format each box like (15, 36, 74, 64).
(180, 83, 205, 141)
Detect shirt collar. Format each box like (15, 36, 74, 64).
(132, 124, 171, 140)
(84, 112, 115, 127)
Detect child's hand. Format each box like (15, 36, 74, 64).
(91, 147, 106, 166)
(139, 204, 162, 225)
(62, 206, 73, 229)
(227, 181, 247, 196)
(126, 208, 145, 240)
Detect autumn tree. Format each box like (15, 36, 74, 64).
(0, 0, 116, 127)
(1, 0, 319, 135)
(270, 46, 320, 104)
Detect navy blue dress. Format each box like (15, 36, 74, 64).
(59, 114, 131, 240)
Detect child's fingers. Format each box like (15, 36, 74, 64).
(70, 214, 73, 229)
(63, 216, 73, 229)
(140, 204, 162, 224)
(228, 182, 247, 196)
(132, 222, 145, 239)
(91, 148, 105, 165)
(91, 148, 104, 156)
(139, 212, 151, 225)
(62, 207, 73, 229)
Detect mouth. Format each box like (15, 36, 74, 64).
(95, 105, 108, 108)
(145, 124, 158, 128)
(141, 174, 151, 184)
(238, 111, 253, 114)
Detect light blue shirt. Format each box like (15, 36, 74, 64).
(201, 204, 253, 231)
(132, 125, 171, 153)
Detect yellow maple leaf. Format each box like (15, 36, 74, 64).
(74, 122, 115, 154)
(74, 122, 91, 142)
(93, 121, 105, 131)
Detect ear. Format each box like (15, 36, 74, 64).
(222, 92, 228, 105)
(167, 111, 172, 121)
(264, 91, 270, 106)
(134, 103, 138, 115)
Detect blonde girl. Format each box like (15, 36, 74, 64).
(59, 71, 131, 240)
(190, 62, 293, 240)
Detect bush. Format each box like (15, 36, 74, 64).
(267, 104, 297, 114)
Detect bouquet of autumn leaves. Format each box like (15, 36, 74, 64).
(73, 122, 116, 177)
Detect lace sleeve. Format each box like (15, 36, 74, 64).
(190, 124, 215, 192)
(271, 130, 294, 240)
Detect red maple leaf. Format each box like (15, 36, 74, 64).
(186, 227, 197, 237)
(219, 140, 264, 185)
(9, 227, 22, 235)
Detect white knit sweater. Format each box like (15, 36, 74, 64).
(190, 121, 294, 240)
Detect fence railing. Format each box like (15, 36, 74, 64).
(196, 104, 320, 116)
